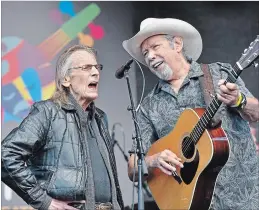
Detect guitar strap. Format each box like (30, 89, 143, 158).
(199, 64, 222, 128)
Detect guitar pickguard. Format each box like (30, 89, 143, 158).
(180, 150, 200, 184)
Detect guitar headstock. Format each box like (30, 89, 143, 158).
(236, 35, 259, 70)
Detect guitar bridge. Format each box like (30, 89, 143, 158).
(172, 171, 182, 184)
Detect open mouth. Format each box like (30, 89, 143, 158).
(88, 81, 98, 89)
(152, 61, 164, 69)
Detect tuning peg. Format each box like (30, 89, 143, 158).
(250, 41, 254, 46)
(244, 48, 247, 53)
(253, 62, 258, 68)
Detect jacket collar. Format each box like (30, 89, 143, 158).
(60, 93, 102, 119)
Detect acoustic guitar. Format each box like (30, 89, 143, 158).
(146, 36, 259, 210)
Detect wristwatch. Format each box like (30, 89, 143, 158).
(237, 92, 247, 110)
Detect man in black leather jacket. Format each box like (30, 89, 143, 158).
(1, 45, 124, 210)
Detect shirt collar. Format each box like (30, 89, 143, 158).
(154, 61, 204, 94)
(188, 60, 204, 78)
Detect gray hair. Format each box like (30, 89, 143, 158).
(164, 35, 192, 63)
(51, 45, 97, 106)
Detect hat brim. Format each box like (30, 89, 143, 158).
(123, 19, 202, 66)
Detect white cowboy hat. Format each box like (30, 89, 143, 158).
(122, 18, 203, 66)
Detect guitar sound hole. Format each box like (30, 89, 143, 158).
(182, 136, 195, 159)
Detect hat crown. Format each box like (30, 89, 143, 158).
(123, 18, 203, 65)
(140, 18, 157, 30)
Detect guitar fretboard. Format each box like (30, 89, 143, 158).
(190, 64, 243, 144)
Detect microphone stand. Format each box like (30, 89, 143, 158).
(113, 138, 152, 198)
(113, 139, 129, 162)
(123, 69, 149, 210)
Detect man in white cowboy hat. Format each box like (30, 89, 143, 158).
(124, 18, 259, 209)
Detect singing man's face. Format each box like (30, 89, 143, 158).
(141, 35, 178, 81)
(64, 51, 100, 102)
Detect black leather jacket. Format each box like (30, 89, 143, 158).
(1, 99, 124, 209)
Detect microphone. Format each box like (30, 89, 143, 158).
(115, 59, 134, 79)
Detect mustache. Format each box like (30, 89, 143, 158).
(149, 60, 164, 67)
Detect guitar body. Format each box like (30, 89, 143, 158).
(147, 108, 230, 210)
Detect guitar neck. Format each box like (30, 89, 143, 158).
(191, 64, 242, 143)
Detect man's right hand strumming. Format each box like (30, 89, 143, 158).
(145, 149, 184, 175)
(128, 149, 184, 180)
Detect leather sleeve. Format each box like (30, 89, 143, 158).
(1, 102, 52, 210)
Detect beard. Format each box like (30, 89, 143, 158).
(150, 63, 173, 81)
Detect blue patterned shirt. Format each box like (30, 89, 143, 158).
(133, 61, 259, 210)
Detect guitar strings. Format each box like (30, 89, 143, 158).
(181, 64, 239, 156)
